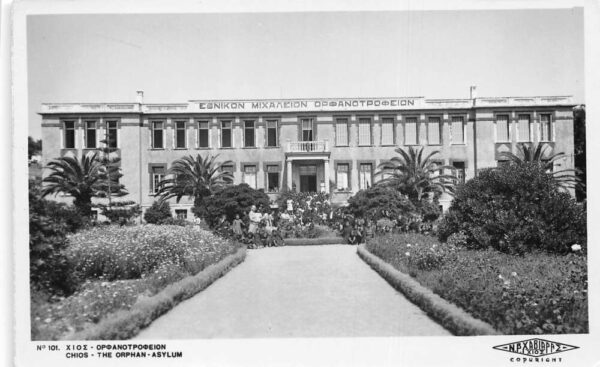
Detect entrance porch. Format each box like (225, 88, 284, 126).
(285, 140, 331, 193)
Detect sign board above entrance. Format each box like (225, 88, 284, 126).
(190, 97, 427, 113)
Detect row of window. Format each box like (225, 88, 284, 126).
(335, 116, 465, 146)
(495, 114, 554, 142)
(151, 119, 280, 149)
(63, 120, 119, 149)
(62, 113, 554, 150)
(149, 161, 467, 194)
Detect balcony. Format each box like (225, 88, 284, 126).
(287, 140, 329, 153)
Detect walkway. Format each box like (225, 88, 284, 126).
(134, 245, 450, 339)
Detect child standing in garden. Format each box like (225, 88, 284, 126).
(231, 214, 244, 237)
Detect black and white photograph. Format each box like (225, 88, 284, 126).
(8, 0, 600, 366)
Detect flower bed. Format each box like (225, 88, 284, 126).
(31, 225, 242, 340)
(366, 233, 588, 334)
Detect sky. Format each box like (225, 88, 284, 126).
(27, 8, 584, 138)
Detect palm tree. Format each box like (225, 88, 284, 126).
(41, 152, 103, 217)
(376, 146, 457, 203)
(156, 154, 234, 216)
(498, 143, 581, 190)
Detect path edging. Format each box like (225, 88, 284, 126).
(284, 237, 347, 246)
(67, 247, 247, 340)
(357, 244, 499, 336)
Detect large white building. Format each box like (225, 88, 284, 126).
(40, 91, 577, 218)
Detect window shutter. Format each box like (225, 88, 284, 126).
(518, 115, 531, 142)
(496, 115, 509, 142)
(427, 117, 440, 145)
(336, 119, 349, 146)
(381, 118, 394, 145)
(405, 118, 417, 145)
(451, 116, 464, 144)
(358, 118, 371, 145)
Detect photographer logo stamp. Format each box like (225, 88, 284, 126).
(493, 338, 579, 363)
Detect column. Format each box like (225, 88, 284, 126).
(287, 159, 293, 190)
(323, 159, 330, 193)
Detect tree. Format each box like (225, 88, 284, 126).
(438, 163, 586, 254)
(41, 153, 104, 217)
(376, 146, 457, 203)
(203, 184, 270, 226)
(498, 142, 581, 190)
(28, 137, 42, 159)
(573, 105, 586, 201)
(95, 136, 128, 211)
(143, 200, 172, 224)
(156, 154, 233, 217)
(346, 186, 415, 221)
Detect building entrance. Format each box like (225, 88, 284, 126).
(299, 164, 318, 192)
(300, 175, 317, 192)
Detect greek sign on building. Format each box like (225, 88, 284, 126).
(192, 97, 424, 113)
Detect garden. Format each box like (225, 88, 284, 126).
(359, 144, 588, 334)
(30, 142, 588, 337)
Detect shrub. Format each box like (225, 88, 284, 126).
(143, 200, 172, 224)
(65, 225, 238, 282)
(97, 201, 142, 226)
(366, 234, 588, 334)
(32, 225, 243, 340)
(346, 186, 415, 221)
(446, 231, 468, 248)
(203, 184, 270, 227)
(438, 163, 586, 254)
(29, 182, 84, 296)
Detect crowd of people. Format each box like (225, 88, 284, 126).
(213, 205, 284, 248)
(211, 198, 428, 247)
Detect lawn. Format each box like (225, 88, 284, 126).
(31, 225, 242, 340)
(366, 233, 588, 335)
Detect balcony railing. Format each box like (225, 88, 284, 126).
(287, 140, 329, 153)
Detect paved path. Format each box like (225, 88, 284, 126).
(134, 245, 450, 339)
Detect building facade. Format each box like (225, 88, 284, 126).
(40, 92, 576, 218)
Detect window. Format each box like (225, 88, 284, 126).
(540, 114, 553, 142)
(517, 114, 531, 142)
(150, 166, 165, 194)
(266, 120, 278, 147)
(381, 117, 395, 146)
(152, 121, 164, 149)
(335, 118, 349, 146)
(63, 121, 76, 148)
(452, 162, 466, 184)
(175, 209, 188, 220)
(404, 117, 418, 145)
(496, 115, 510, 142)
(427, 117, 441, 145)
(266, 165, 280, 192)
(198, 121, 209, 148)
(244, 120, 255, 147)
(336, 163, 349, 190)
(359, 163, 372, 189)
(358, 118, 372, 146)
(497, 160, 510, 168)
(301, 118, 314, 141)
(106, 121, 118, 148)
(221, 121, 232, 148)
(175, 121, 186, 148)
(221, 164, 234, 184)
(85, 121, 97, 148)
(451, 116, 465, 144)
(243, 165, 257, 188)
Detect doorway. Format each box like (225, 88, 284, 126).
(299, 164, 317, 192)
